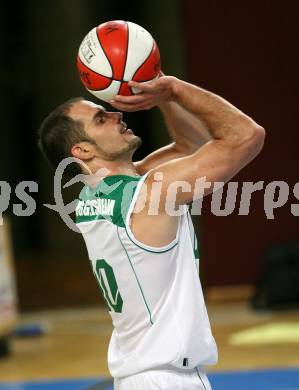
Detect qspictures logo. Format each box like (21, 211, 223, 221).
(0, 157, 298, 232)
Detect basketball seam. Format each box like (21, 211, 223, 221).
(131, 39, 155, 83)
(95, 27, 115, 80)
(121, 21, 130, 90)
(77, 57, 113, 90)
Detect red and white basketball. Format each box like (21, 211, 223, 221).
(77, 20, 161, 102)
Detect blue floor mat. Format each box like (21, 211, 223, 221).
(209, 368, 299, 389)
(0, 368, 298, 390)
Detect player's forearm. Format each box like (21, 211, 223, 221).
(171, 79, 265, 150)
(158, 101, 212, 153)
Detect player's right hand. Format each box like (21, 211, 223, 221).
(109, 76, 178, 112)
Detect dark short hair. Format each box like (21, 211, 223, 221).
(38, 97, 95, 177)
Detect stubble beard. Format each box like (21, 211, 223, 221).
(98, 136, 142, 161)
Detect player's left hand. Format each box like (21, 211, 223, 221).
(109, 75, 177, 112)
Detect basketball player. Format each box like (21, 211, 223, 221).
(38, 75, 265, 389)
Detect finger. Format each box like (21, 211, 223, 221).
(110, 101, 152, 112)
(128, 80, 152, 91)
(112, 94, 146, 104)
(127, 80, 143, 89)
(110, 100, 148, 110)
(128, 104, 155, 112)
(109, 101, 125, 110)
(118, 101, 155, 112)
(109, 101, 139, 112)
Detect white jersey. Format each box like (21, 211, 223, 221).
(76, 174, 217, 379)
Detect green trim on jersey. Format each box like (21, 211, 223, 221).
(125, 226, 178, 254)
(117, 226, 154, 325)
(186, 213, 200, 260)
(76, 175, 141, 227)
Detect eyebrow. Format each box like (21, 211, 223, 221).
(92, 107, 107, 122)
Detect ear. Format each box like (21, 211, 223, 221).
(71, 142, 95, 160)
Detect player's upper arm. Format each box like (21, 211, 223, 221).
(134, 142, 187, 175)
(144, 129, 265, 207)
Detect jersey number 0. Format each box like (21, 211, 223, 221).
(94, 259, 123, 313)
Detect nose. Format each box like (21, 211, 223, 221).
(107, 111, 122, 123)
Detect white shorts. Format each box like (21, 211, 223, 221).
(114, 367, 212, 390)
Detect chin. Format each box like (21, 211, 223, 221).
(125, 135, 142, 150)
(109, 137, 142, 161)
(124, 136, 142, 157)
(131, 135, 142, 148)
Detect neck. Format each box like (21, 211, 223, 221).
(103, 160, 138, 176)
(83, 159, 139, 187)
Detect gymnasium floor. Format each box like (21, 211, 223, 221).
(0, 303, 298, 389)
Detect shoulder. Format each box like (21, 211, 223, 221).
(76, 175, 145, 227)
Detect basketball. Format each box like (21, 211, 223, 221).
(77, 20, 161, 103)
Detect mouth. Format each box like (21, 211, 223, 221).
(119, 121, 127, 133)
(119, 121, 133, 135)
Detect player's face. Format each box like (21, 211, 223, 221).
(68, 100, 141, 160)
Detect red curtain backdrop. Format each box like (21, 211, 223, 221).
(181, 1, 298, 285)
